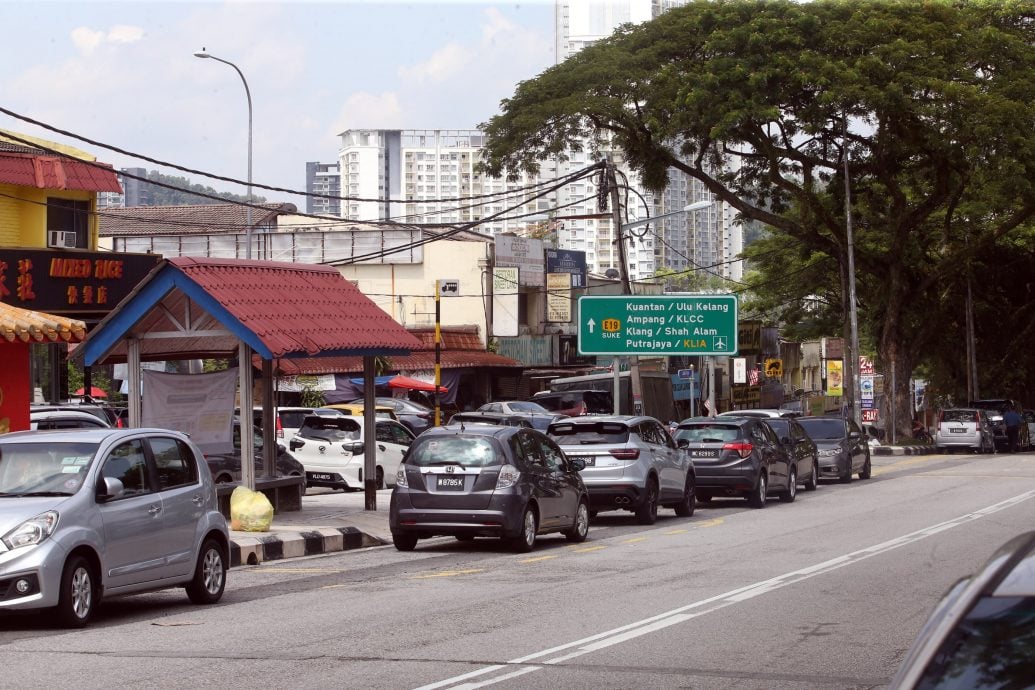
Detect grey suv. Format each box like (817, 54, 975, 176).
(547, 415, 696, 524)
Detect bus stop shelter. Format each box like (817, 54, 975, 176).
(76, 256, 422, 507)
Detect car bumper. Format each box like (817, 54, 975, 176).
(390, 492, 527, 538)
(817, 453, 849, 477)
(583, 483, 647, 510)
(0, 538, 68, 612)
(694, 457, 758, 491)
(305, 470, 357, 490)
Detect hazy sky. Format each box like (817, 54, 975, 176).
(1, 1, 556, 206)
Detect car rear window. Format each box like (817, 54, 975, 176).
(798, 419, 847, 440)
(675, 424, 741, 443)
(533, 395, 572, 411)
(942, 410, 977, 423)
(298, 417, 361, 441)
(406, 436, 501, 468)
(548, 422, 630, 445)
(279, 411, 311, 429)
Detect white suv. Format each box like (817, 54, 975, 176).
(547, 415, 696, 524)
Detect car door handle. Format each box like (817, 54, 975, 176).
(192, 494, 204, 505)
(148, 504, 161, 516)
(378, 444, 386, 451)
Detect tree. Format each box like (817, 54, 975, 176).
(479, 0, 1035, 434)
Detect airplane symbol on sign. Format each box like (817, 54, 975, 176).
(713, 336, 728, 351)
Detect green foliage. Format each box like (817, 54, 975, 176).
(145, 170, 265, 206)
(480, 0, 1035, 417)
(300, 384, 325, 409)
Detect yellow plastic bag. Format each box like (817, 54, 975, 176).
(229, 486, 274, 532)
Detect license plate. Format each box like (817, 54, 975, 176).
(692, 450, 719, 458)
(436, 475, 465, 491)
(950, 428, 966, 433)
(571, 456, 594, 467)
(309, 473, 334, 481)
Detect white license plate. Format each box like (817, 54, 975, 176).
(570, 456, 595, 467)
(950, 428, 966, 433)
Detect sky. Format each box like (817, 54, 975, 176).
(1, 0, 557, 207)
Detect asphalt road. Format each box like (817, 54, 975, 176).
(3, 449, 1034, 689)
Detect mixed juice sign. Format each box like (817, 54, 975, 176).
(0, 249, 160, 315)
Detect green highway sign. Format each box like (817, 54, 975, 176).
(578, 295, 738, 356)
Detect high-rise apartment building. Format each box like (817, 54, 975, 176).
(305, 162, 341, 216)
(96, 167, 152, 209)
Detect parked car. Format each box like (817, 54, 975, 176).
(968, 398, 1031, 451)
(934, 408, 996, 454)
(797, 416, 871, 483)
(890, 531, 1035, 689)
(717, 408, 800, 419)
(29, 409, 112, 430)
(531, 389, 614, 417)
(547, 415, 696, 524)
(389, 424, 590, 552)
(323, 403, 399, 422)
(204, 422, 306, 486)
(349, 396, 435, 435)
(288, 414, 414, 491)
(674, 417, 796, 507)
(478, 401, 551, 415)
(763, 417, 820, 491)
(1026, 410, 1035, 449)
(449, 408, 566, 432)
(29, 403, 121, 428)
(0, 428, 229, 627)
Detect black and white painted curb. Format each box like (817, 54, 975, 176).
(229, 527, 385, 567)
(873, 445, 937, 456)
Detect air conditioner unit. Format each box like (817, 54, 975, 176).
(48, 230, 78, 249)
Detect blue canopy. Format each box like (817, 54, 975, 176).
(348, 375, 394, 387)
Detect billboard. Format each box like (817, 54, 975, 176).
(545, 249, 587, 289)
(492, 267, 519, 337)
(495, 236, 544, 286)
(826, 360, 844, 397)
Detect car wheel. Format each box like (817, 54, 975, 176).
(674, 477, 696, 517)
(510, 506, 538, 552)
(804, 459, 819, 491)
(375, 467, 385, 490)
(859, 455, 872, 480)
(393, 533, 418, 551)
(635, 478, 660, 525)
(839, 462, 853, 484)
(564, 500, 590, 543)
(54, 555, 97, 628)
(185, 538, 227, 605)
(781, 466, 797, 503)
(747, 472, 767, 508)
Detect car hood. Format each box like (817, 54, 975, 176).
(812, 439, 848, 451)
(0, 495, 72, 534)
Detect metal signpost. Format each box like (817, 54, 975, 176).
(578, 295, 738, 356)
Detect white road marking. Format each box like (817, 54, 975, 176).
(414, 488, 1035, 690)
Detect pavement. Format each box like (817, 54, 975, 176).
(227, 444, 942, 566)
(228, 488, 393, 567)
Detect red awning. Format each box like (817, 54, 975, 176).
(388, 375, 447, 393)
(0, 152, 122, 192)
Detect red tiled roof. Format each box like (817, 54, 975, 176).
(266, 349, 522, 375)
(170, 257, 421, 357)
(99, 203, 298, 236)
(0, 152, 121, 192)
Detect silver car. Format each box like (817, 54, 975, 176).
(547, 415, 696, 524)
(0, 428, 229, 627)
(934, 408, 996, 454)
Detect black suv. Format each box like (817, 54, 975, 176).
(968, 399, 1031, 451)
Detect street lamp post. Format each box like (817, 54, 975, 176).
(194, 48, 253, 259)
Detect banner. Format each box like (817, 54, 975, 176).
(732, 357, 747, 384)
(546, 272, 571, 322)
(274, 374, 336, 393)
(142, 368, 238, 452)
(492, 267, 519, 337)
(825, 360, 844, 397)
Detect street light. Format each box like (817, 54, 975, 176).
(194, 47, 253, 259)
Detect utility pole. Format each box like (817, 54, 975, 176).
(434, 280, 442, 426)
(843, 134, 862, 428)
(607, 160, 641, 415)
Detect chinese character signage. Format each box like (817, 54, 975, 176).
(0, 249, 160, 315)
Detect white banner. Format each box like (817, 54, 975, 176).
(492, 267, 520, 337)
(274, 374, 337, 393)
(142, 368, 238, 452)
(733, 357, 747, 384)
(546, 272, 571, 322)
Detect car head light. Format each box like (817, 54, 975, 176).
(2, 511, 58, 550)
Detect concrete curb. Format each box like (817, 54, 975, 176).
(229, 527, 386, 567)
(873, 445, 937, 456)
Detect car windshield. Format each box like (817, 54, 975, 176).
(298, 417, 361, 441)
(406, 436, 500, 468)
(797, 419, 847, 440)
(508, 402, 548, 413)
(0, 442, 99, 495)
(915, 595, 1035, 689)
(675, 424, 741, 443)
(942, 410, 978, 423)
(548, 422, 630, 445)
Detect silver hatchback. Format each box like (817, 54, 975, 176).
(934, 408, 996, 454)
(0, 428, 229, 627)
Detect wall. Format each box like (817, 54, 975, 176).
(0, 184, 96, 249)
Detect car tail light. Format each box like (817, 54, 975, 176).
(610, 448, 640, 460)
(276, 417, 284, 438)
(116, 417, 123, 428)
(936, 410, 943, 432)
(496, 464, 520, 490)
(723, 441, 754, 458)
(396, 466, 408, 488)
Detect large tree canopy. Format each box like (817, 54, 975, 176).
(480, 0, 1034, 428)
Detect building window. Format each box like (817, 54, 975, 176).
(47, 198, 89, 248)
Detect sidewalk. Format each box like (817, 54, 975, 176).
(228, 488, 393, 567)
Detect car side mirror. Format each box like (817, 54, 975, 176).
(570, 458, 586, 472)
(289, 438, 305, 451)
(677, 438, 689, 449)
(97, 476, 124, 502)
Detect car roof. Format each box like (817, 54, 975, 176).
(420, 424, 520, 440)
(548, 414, 653, 426)
(0, 428, 188, 443)
(717, 409, 794, 418)
(29, 409, 109, 421)
(678, 416, 752, 427)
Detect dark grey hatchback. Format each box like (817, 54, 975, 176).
(389, 425, 590, 552)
